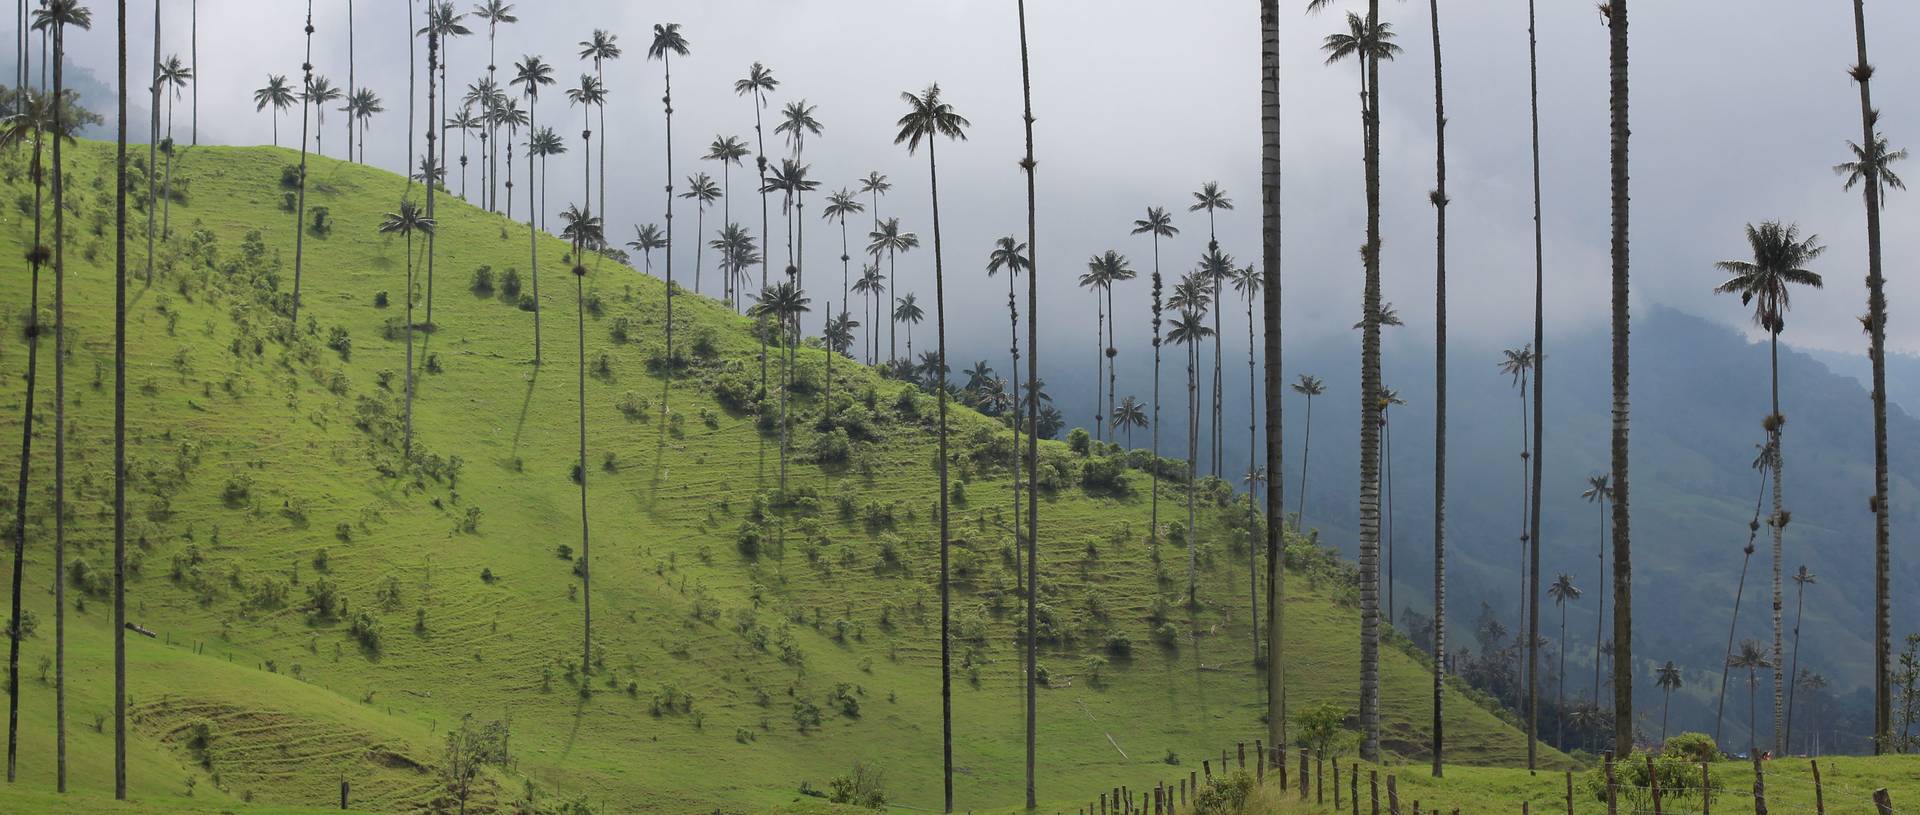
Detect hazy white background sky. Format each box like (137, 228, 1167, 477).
(40, 0, 1920, 363)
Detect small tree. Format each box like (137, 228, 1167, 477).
(441, 714, 509, 815)
(1293, 701, 1353, 758)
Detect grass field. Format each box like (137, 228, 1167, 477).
(1, 139, 1569, 813)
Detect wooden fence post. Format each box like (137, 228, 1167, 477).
(1566, 770, 1575, 815)
(1101, 791, 1108, 815)
(1750, 752, 1767, 815)
(1389, 774, 1401, 815)
(1414, 799, 1422, 815)
(1204, 760, 1213, 783)
(1155, 784, 1163, 815)
(1239, 742, 1247, 770)
(1180, 777, 1187, 806)
(1351, 763, 1360, 815)
(1190, 772, 1198, 801)
(1702, 763, 1711, 815)
(1280, 747, 1289, 791)
(1604, 751, 1617, 815)
(1257, 740, 1265, 783)
(1810, 760, 1824, 815)
(1650, 754, 1664, 815)
(1525, 801, 1532, 815)
(1335, 759, 1342, 807)
(340, 778, 349, 810)
(1873, 788, 1893, 815)
(1371, 770, 1381, 815)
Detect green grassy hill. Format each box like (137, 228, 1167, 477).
(1, 140, 1556, 813)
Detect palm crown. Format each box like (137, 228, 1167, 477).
(894, 293, 925, 325)
(254, 75, 296, 113)
(1132, 206, 1179, 238)
(895, 84, 970, 154)
(1548, 573, 1581, 605)
(1291, 374, 1325, 398)
(378, 200, 436, 238)
(1713, 221, 1825, 335)
(822, 188, 864, 224)
(1834, 131, 1908, 195)
(706, 135, 749, 166)
(578, 29, 621, 65)
(681, 173, 721, 206)
(1189, 182, 1233, 215)
(733, 62, 778, 104)
(648, 23, 690, 62)
(867, 217, 918, 258)
(776, 100, 823, 155)
(512, 55, 555, 99)
(988, 236, 1030, 278)
(1322, 11, 1401, 67)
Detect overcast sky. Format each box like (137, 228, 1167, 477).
(40, 0, 1920, 366)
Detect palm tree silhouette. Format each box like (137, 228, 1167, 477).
(1, 89, 59, 786)
(475, 1, 516, 199)
(1784, 565, 1817, 750)
(775, 99, 822, 290)
(461, 77, 502, 209)
(681, 173, 721, 294)
(987, 235, 1030, 597)
(1168, 290, 1214, 609)
(494, 98, 528, 217)
(561, 202, 603, 681)
(852, 264, 885, 364)
(704, 136, 750, 294)
(424, 2, 469, 187)
(1290, 374, 1325, 530)
(446, 105, 478, 199)
(749, 282, 810, 494)
(564, 72, 605, 237)
(1423, 0, 1453, 773)
(1548, 573, 1582, 749)
(531, 126, 564, 231)
(156, 55, 189, 237)
(893, 293, 924, 362)
(1232, 261, 1263, 664)
(867, 217, 918, 363)
(627, 223, 666, 276)
(344, 88, 383, 164)
(1112, 397, 1147, 449)
(378, 201, 436, 458)
(1714, 220, 1826, 753)
(711, 223, 760, 315)
(1657, 661, 1684, 745)
(735, 63, 779, 393)
(512, 54, 554, 362)
(1581, 473, 1612, 704)
(649, 22, 690, 401)
(1131, 207, 1178, 544)
(1189, 182, 1232, 475)
(895, 81, 969, 813)
(578, 29, 618, 221)
(1603, 0, 1634, 757)
(1716, 444, 1771, 746)
(253, 74, 295, 146)
(1084, 250, 1133, 442)
(822, 188, 864, 321)
(1729, 639, 1774, 756)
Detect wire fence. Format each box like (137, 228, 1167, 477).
(1070, 740, 1902, 815)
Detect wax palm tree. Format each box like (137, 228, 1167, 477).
(859, 170, 890, 236)
(896, 83, 969, 812)
(678, 173, 720, 294)
(144, 2, 160, 285)
(302, 75, 341, 158)
(559, 203, 602, 680)
(1581, 473, 1612, 704)
(824, 307, 857, 421)
(1714, 221, 1825, 752)
(1, 90, 57, 785)
(1379, 386, 1405, 625)
(627, 223, 666, 276)
(1131, 206, 1178, 543)
(648, 22, 689, 377)
(1548, 573, 1582, 749)
(510, 55, 554, 360)
(822, 188, 864, 319)
(1077, 253, 1115, 438)
(1321, 0, 1399, 762)
(1423, 0, 1451, 773)
(748, 282, 810, 493)
(987, 235, 1028, 580)
(1168, 299, 1214, 609)
(893, 294, 924, 361)
(1657, 661, 1683, 744)
(446, 105, 478, 198)
(462, 77, 503, 209)
(734, 61, 777, 290)
(154, 55, 188, 236)
(1190, 182, 1233, 474)
(1518, 0, 1548, 769)
(774, 100, 821, 291)
(1785, 565, 1817, 749)
(564, 72, 604, 221)
(705, 134, 750, 296)
(853, 264, 885, 363)
(531, 126, 564, 229)
(493, 98, 527, 216)
(1500, 345, 1535, 634)
(866, 217, 918, 363)
(1287, 374, 1326, 532)
(1716, 443, 1772, 745)
(577, 29, 618, 220)
(1232, 261, 1264, 662)
(1113, 397, 1148, 449)
(287, 0, 317, 322)
(253, 74, 294, 145)
(423, 3, 468, 182)
(378, 201, 435, 457)
(1090, 250, 1133, 442)
(1602, 0, 1633, 758)
(762, 158, 817, 279)
(344, 88, 382, 163)
(1730, 639, 1772, 755)
(711, 223, 757, 312)
(473, 1, 516, 188)
(21, 0, 93, 790)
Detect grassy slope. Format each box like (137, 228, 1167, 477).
(1, 140, 1553, 813)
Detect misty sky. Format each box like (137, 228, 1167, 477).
(33, 0, 1920, 370)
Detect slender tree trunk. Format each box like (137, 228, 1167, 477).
(1298, 394, 1311, 528)
(110, 7, 129, 796)
(1525, 0, 1547, 770)
(754, 90, 770, 395)
(1187, 337, 1199, 608)
(404, 231, 415, 457)
(1600, 495, 1610, 704)
(1786, 579, 1806, 751)
(1093, 293, 1103, 440)
(1606, 0, 1633, 759)
(1662, 688, 1671, 743)
(1261, 0, 1287, 759)
(1018, 4, 1042, 804)
(1769, 332, 1786, 754)
(1246, 298, 1260, 666)
(1559, 606, 1568, 750)
(926, 138, 956, 815)
(291, 0, 313, 329)
(529, 94, 540, 365)
(344, 0, 351, 160)
(1427, 0, 1449, 777)
(145, 1, 157, 284)
(577, 267, 591, 677)
(662, 52, 676, 413)
(1844, 0, 1893, 752)
(4, 67, 46, 793)
(1108, 285, 1118, 452)
(1356, 0, 1384, 762)
(163, 87, 174, 238)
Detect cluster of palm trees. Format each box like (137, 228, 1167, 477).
(2, 0, 1910, 807)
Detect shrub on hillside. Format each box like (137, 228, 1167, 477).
(469, 266, 493, 294)
(500, 268, 522, 298)
(1067, 427, 1091, 455)
(1080, 454, 1131, 496)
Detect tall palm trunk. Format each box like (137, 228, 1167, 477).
(576, 267, 591, 677)
(1093, 293, 1103, 441)
(111, 6, 130, 796)
(429, 48, 447, 325)
(291, 0, 313, 329)
(1355, 0, 1385, 763)
(1151, 279, 1163, 546)
(145, 1, 157, 284)
(925, 137, 956, 815)
(1600, 494, 1613, 704)
(1606, 0, 1634, 759)
(404, 229, 416, 456)
(753, 90, 770, 394)
(1005, 262, 1022, 603)
(1107, 284, 1118, 451)
(1186, 335, 1198, 609)
(528, 93, 540, 365)
(5, 95, 46, 787)
(1211, 266, 1222, 478)
(1260, 0, 1287, 760)
(1786, 571, 1807, 750)
(1714, 470, 1764, 745)
(162, 77, 175, 238)
(1297, 391, 1312, 527)
(1844, 0, 1893, 754)
(1245, 292, 1260, 666)
(1427, 0, 1450, 777)
(661, 51, 677, 413)
(1558, 604, 1568, 750)
(1768, 332, 1786, 753)
(1017, 4, 1042, 802)
(345, 0, 351, 160)
(887, 246, 898, 364)
(1525, 0, 1546, 769)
